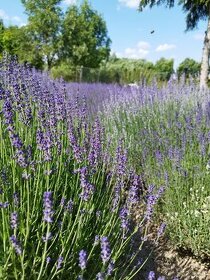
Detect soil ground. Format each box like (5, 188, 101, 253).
(137, 233, 210, 280)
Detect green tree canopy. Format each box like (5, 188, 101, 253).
(61, 1, 111, 68)
(177, 58, 201, 78)
(155, 58, 174, 81)
(21, 0, 62, 69)
(0, 19, 4, 56)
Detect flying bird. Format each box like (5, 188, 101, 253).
(150, 30, 155, 34)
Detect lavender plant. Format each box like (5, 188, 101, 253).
(0, 56, 163, 279)
(100, 76, 210, 260)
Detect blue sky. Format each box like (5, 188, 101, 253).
(0, 0, 207, 68)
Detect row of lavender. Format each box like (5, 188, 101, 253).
(0, 56, 166, 279)
(101, 77, 210, 260)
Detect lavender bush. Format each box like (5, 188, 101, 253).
(0, 56, 164, 279)
(100, 76, 210, 259)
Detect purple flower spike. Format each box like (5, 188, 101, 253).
(10, 235, 22, 255)
(107, 260, 114, 276)
(96, 272, 105, 280)
(119, 207, 129, 231)
(10, 212, 18, 229)
(13, 192, 19, 206)
(157, 222, 166, 238)
(43, 191, 54, 223)
(79, 250, 87, 270)
(56, 256, 63, 270)
(42, 232, 53, 242)
(46, 256, 51, 264)
(0, 202, 9, 208)
(100, 236, 111, 264)
(94, 235, 100, 245)
(148, 271, 156, 280)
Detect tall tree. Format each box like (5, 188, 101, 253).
(21, 0, 62, 69)
(177, 58, 201, 78)
(61, 1, 111, 68)
(0, 19, 4, 56)
(155, 58, 174, 81)
(139, 0, 210, 89)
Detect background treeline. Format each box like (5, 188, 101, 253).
(0, 0, 201, 84)
(51, 55, 201, 84)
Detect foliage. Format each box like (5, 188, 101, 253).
(177, 58, 201, 78)
(139, 0, 210, 30)
(61, 1, 111, 68)
(154, 58, 174, 81)
(21, 0, 62, 69)
(0, 20, 4, 56)
(0, 56, 164, 279)
(100, 77, 210, 260)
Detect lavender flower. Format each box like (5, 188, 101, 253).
(96, 272, 105, 280)
(43, 191, 54, 223)
(79, 250, 87, 270)
(79, 167, 95, 201)
(107, 260, 114, 276)
(56, 256, 63, 270)
(10, 235, 22, 255)
(157, 277, 166, 280)
(119, 207, 129, 231)
(46, 256, 52, 264)
(157, 222, 166, 238)
(65, 199, 74, 212)
(42, 232, 53, 242)
(127, 174, 140, 206)
(148, 271, 155, 280)
(94, 235, 100, 245)
(60, 197, 66, 207)
(10, 212, 18, 229)
(100, 236, 111, 264)
(0, 201, 9, 208)
(46, 256, 51, 264)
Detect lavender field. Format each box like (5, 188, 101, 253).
(0, 56, 209, 279)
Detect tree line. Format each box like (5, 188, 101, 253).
(0, 0, 111, 70)
(0, 0, 204, 85)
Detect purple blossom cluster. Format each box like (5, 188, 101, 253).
(145, 185, 165, 221)
(10, 212, 18, 229)
(79, 250, 87, 270)
(100, 236, 111, 264)
(43, 191, 54, 223)
(10, 235, 22, 255)
(0, 56, 184, 279)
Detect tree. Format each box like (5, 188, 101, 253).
(61, 1, 111, 68)
(0, 19, 4, 56)
(139, 0, 210, 89)
(177, 58, 201, 78)
(21, 0, 62, 69)
(2, 25, 22, 55)
(155, 58, 174, 81)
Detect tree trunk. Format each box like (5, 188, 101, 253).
(200, 10, 210, 90)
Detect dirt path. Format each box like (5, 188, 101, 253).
(138, 234, 210, 280)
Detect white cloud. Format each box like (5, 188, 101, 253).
(63, 0, 77, 5)
(0, 9, 9, 20)
(118, 0, 139, 8)
(155, 43, 176, 52)
(137, 41, 150, 50)
(193, 33, 204, 41)
(12, 16, 22, 23)
(0, 9, 26, 26)
(117, 41, 151, 59)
